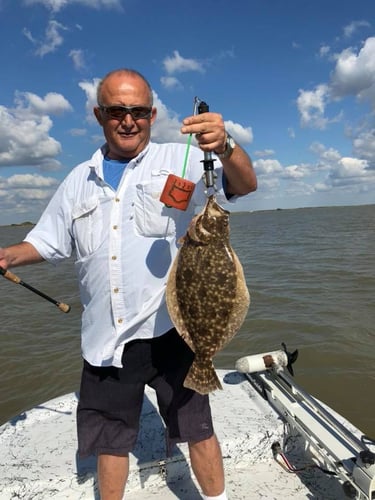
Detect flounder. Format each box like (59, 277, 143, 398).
(166, 195, 250, 394)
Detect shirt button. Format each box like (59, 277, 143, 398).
(115, 198, 120, 202)
(117, 318, 123, 324)
(113, 225, 118, 230)
(113, 288, 119, 293)
(111, 255, 117, 260)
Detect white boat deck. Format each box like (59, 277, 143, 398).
(0, 370, 348, 499)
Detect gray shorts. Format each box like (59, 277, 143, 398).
(77, 328, 214, 458)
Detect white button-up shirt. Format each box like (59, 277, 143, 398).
(25, 142, 234, 367)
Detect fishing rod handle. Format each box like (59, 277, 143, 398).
(1, 268, 21, 284)
(198, 101, 209, 114)
(58, 302, 71, 313)
(0, 266, 71, 314)
(197, 100, 216, 190)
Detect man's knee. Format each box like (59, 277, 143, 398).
(189, 433, 220, 452)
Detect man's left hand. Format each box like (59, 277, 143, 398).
(181, 112, 226, 154)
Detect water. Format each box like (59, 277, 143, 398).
(0, 205, 374, 437)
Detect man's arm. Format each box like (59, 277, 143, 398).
(181, 112, 257, 196)
(218, 141, 257, 196)
(0, 242, 44, 269)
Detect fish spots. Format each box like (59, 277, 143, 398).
(166, 195, 250, 394)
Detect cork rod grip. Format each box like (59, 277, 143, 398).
(0, 266, 71, 313)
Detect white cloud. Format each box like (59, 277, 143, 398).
(0, 90, 72, 169)
(14, 91, 73, 116)
(297, 36, 375, 134)
(288, 127, 296, 139)
(150, 92, 183, 143)
(297, 84, 330, 129)
(328, 156, 375, 189)
(252, 139, 375, 202)
(7, 173, 59, 188)
(334, 157, 369, 178)
(0, 108, 61, 167)
(310, 143, 342, 169)
(160, 76, 183, 90)
(69, 49, 86, 70)
(160, 50, 232, 92)
(319, 45, 330, 58)
(353, 128, 375, 164)
(282, 164, 308, 179)
(254, 158, 283, 175)
(23, 0, 123, 13)
(314, 182, 330, 192)
(23, 19, 67, 57)
(79, 78, 101, 122)
(23, 0, 69, 10)
(255, 176, 280, 193)
(163, 50, 205, 75)
(69, 128, 87, 136)
(254, 149, 275, 157)
(305, 143, 375, 192)
(224, 120, 253, 145)
(330, 37, 375, 108)
(22, 28, 36, 44)
(0, 173, 60, 224)
(343, 20, 371, 39)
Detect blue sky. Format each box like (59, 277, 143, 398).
(0, 0, 374, 224)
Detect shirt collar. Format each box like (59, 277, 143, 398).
(89, 143, 151, 177)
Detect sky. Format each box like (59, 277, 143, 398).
(0, 0, 374, 225)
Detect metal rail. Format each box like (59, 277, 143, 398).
(244, 366, 375, 499)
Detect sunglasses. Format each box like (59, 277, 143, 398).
(99, 105, 152, 121)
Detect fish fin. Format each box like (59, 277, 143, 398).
(183, 360, 223, 394)
(216, 251, 250, 351)
(165, 255, 196, 352)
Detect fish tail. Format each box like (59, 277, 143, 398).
(183, 360, 223, 395)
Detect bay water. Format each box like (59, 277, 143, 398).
(0, 204, 374, 436)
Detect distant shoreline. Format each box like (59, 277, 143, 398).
(1, 203, 374, 227)
(231, 202, 374, 216)
(1, 221, 35, 228)
(11, 222, 35, 227)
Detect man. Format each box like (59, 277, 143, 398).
(0, 69, 257, 499)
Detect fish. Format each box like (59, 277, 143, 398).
(166, 194, 250, 394)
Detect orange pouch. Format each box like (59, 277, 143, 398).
(160, 174, 195, 211)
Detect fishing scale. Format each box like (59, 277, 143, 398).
(159, 97, 217, 211)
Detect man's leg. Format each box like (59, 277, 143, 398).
(188, 433, 225, 497)
(97, 454, 129, 500)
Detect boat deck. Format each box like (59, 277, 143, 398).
(0, 370, 347, 499)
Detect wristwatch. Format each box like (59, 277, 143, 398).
(216, 132, 235, 159)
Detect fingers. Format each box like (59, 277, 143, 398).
(0, 248, 8, 270)
(181, 112, 226, 152)
(181, 112, 223, 132)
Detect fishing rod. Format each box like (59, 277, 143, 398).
(0, 266, 71, 313)
(196, 99, 217, 191)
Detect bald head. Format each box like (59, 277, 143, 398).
(97, 69, 153, 106)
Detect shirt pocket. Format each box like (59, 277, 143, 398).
(72, 196, 107, 258)
(134, 171, 176, 237)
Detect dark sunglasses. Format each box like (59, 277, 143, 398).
(99, 105, 152, 120)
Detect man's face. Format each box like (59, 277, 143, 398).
(94, 73, 157, 160)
